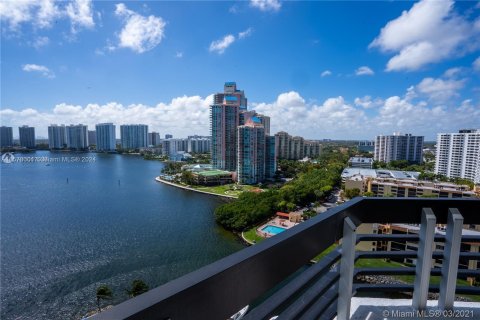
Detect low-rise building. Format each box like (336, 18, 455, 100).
(191, 170, 233, 186)
(341, 168, 420, 183)
(376, 224, 479, 277)
(348, 157, 373, 169)
(344, 173, 475, 198)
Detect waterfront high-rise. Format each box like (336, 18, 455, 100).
(19, 125, 35, 148)
(66, 124, 88, 150)
(187, 137, 211, 153)
(96, 123, 116, 152)
(210, 82, 246, 171)
(165, 134, 173, 139)
(148, 132, 161, 146)
(163, 138, 188, 156)
(88, 130, 97, 146)
(120, 124, 148, 150)
(237, 117, 266, 184)
(435, 129, 480, 184)
(48, 124, 67, 149)
(1, 126, 14, 147)
(213, 82, 248, 110)
(240, 111, 270, 136)
(374, 133, 424, 164)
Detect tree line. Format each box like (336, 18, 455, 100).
(214, 147, 351, 231)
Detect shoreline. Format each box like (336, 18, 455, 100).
(155, 176, 238, 199)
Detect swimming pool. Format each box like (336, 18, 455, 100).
(262, 225, 287, 235)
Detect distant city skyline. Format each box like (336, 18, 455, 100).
(1, 0, 480, 140)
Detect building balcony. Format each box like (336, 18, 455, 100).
(91, 198, 480, 320)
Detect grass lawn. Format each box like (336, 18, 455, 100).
(243, 226, 265, 244)
(191, 184, 259, 197)
(312, 244, 338, 262)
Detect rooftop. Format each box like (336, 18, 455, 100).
(349, 157, 374, 164)
(196, 170, 231, 177)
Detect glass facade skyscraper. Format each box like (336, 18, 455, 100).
(237, 118, 266, 185)
(210, 82, 244, 172)
(211, 82, 276, 184)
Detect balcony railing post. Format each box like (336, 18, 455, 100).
(337, 217, 356, 320)
(438, 208, 463, 310)
(412, 208, 436, 310)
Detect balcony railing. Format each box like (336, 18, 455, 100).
(91, 198, 480, 320)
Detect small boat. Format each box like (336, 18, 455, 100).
(229, 305, 249, 320)
(45, 163, 51, 166)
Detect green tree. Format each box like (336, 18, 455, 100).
(181, 170, 194, 184)
(96, 285, 113, 311)
(344, 188, 361, 199)
(363, 191, 375, 197)
(127, 279, 149, 297)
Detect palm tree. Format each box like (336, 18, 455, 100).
(127, 279, 149, 297)
(96, 285, 113, 311)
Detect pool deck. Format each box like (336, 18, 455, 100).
(257, 217, 299, 238)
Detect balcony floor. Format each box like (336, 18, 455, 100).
(344, 298, 480, 320)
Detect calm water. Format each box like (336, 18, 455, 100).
(0, 151, 244, 319)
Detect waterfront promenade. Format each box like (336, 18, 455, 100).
(155, 176, 238, 199)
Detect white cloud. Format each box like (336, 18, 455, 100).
(30, 36, 50, 49)
(175, 52, 183, 58)
(354, 96, 384, 109)
(375, 94, 480, 137)
(238, 27, 253, 39)
(355, 66, 374, 76)
(474, 57, 480, 71)
(252, 92, 368, 139)
(66, 0, 95, 33)
(0, 0, 57, 30)
(250, 0, 281, 12)
(370, 0, 480, 72)
(21, 64, 55, 78)
(0, 95, 214, 138)
(114, 3, 166, 53)
(229, 5, 239, 14)
(0, 0, 95, 33)
(321, 70, 332, 77)
(209, 34, 235, 54)
(416, 77, 465, 102)
(2, 87, 479, 140)
(443, 67, 462, 78)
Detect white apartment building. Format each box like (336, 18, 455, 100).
(435, 129, 480, 184)
(96, 123, 116, 151)
(374, 133, 424, 164)
(66, 124, 88, 150)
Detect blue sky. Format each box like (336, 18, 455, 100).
(1, 0, 479, 140)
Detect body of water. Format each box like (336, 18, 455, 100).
(1, 151, 244, 319)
